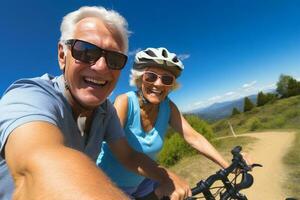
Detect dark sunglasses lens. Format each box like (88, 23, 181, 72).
(144, 72, 158, 82)
(161, 75, 174, 85)
(72, 41, 101, 63)
(106, 52, 127, 70)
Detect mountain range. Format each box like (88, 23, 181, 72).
(189, 94, 257, 122)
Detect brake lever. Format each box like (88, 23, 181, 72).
(251, 163, 263, 168)
(239, 163, 262, 172)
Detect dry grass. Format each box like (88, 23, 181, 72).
(169, 136, 257, 186)
(283, 131, 300, 197)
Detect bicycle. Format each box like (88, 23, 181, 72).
(158, 146, 262, 200)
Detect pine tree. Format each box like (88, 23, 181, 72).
(257, 91, 267, 107)
(287, 78, 300, 97)
(243, 97, 255, 112)
(231, 107, 241, 116)
(276, 74, 295, 98)
(265, 93, 277, 103)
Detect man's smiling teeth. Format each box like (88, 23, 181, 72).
(84, 77, 107, 86)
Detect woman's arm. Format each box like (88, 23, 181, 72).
(169, 101, 229, 168)
(108, 138, 191, 200)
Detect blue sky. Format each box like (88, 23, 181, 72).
(1, 0, 300, 112)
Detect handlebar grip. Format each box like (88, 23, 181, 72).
(231, 145, 242, 155)
(236, 173, 254, 190)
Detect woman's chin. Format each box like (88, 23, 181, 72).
(146, 96, 162, 104)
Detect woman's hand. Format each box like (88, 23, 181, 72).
(155, 171, 191, 200)
(241, 152, 254, 167)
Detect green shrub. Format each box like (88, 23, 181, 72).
(266, 115, 286, 128)
(237, 118, 246, 126)
(157, 133, 195, 166)
(250, 107, 259, 113)
(212, 120, 228, 135)
(260, 117, 269, 123)
(250, 118, 263, 131)
(157, 115, 214, 166)
(284, 109, 300, 119)
(185, 115, 214, 140)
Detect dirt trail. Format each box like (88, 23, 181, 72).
(240, 131, 296, 200)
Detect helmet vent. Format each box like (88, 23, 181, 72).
(145, 50, 156, 57)
(172, 56, 179, 63)
(162, 49, 168, 58)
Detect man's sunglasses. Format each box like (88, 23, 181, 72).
(143, 71, 175, 86)
(64, 39, 127, 70)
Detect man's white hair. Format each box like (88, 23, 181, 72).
(59, 6, 129, 53)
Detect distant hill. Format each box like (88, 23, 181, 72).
(211, 94, 300, 136)
(190, 95, 257, 121)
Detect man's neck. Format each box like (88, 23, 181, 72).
(65, 89, 94, 119)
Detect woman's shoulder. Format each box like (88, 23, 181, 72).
(116, 91, 139, 102)
(115, 93, 129, 102)
(125, 91, 137, 98)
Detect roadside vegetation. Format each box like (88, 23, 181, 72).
(169, 136, 257, 186)
(157, 115, 214, 167)
(212, 95, 300, 197)
(283, 130, 300, 196)
(158, 74, 300, 196)
(212, 95, 300, 136)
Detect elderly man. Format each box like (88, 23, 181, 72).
(0, 6, 190, 200)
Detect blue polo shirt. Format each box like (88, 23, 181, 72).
(0, 74, 125, 200)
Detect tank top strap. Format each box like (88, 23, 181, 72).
(155, 96, 171, 130)
(125, 91, 140, 131)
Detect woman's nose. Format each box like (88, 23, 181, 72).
(153, 76, 164, 86)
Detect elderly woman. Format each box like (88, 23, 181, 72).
(97, 47, 229, 199)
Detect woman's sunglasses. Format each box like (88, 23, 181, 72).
(143, 71, 175, 86)
(64, 39, 127, 70)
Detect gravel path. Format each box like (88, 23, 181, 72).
(241, 131, 296, 200)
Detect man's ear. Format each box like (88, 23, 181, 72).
(58, 43, 66, 71)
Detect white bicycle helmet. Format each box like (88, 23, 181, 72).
(133, 47, 184, 77)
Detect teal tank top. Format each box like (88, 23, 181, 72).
(97, 91, 170, 187)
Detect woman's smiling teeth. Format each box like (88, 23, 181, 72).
(84, 77, 107, 87)
(147, 87, 162, 95)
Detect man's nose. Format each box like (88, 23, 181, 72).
(90, 56, 109, 72)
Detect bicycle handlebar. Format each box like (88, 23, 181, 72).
(161, 146, 262, 200)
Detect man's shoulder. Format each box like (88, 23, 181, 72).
(3, 74, 62, 98)
(10, 73, 57, 89)
(99, 99, 114, 115)
(0, 74, 65, 114)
